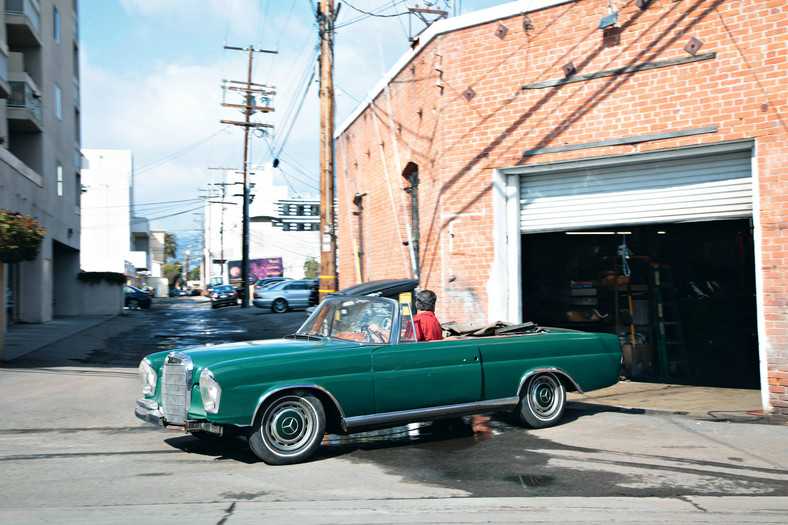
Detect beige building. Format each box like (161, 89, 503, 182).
(1, 0, 82, 324)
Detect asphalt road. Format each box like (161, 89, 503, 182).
(1, 297, 787, 523)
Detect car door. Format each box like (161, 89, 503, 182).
(371, 339, 482, 414)
(286, 281, 310, 308)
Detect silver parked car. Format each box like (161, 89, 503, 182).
(252, 279, 313, 313)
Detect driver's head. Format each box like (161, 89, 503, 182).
(415, 290, 437, 312)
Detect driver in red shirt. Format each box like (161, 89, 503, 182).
(413, 289, 443, 341)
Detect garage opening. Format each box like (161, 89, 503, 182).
(514, 142, 757, 389)
(522, 220, 757, 389)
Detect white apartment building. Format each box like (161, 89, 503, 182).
(1, 0, 82, 324)
(80, 149, 167, 297)
(80, 149, 133, 275)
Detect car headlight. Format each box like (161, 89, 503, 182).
(200, 368, 222, 414)
(139, 359, 157, 396)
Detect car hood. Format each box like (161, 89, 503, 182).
(144, 337, 362, 375)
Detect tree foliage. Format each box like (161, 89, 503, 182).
(303, 257, 319, 279)
(163, 233, 177, 264)
(163, 262, 183, 289)
(0, 210, 46, 263)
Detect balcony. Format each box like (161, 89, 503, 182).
(7, 77, 42, 132)
(5, 0, 43, 47)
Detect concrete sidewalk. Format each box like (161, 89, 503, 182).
(1, 310, 771, 423)
(2, 315, 114, 361)
(568, 381, 766, 423)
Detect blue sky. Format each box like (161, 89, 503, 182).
(79, 0, 510, 252)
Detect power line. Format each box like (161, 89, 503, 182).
(342, 0, 410, 19)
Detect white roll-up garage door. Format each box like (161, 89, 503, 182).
(518, 143, 753, 233)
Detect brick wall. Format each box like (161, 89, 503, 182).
(334, 0, 788, 416)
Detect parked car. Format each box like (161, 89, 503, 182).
(209, 284, 239, 309)
(124, 285, 152, 310)
(253, 277, 291, 292)
(135, 282, 623, 465)
(169, 289, 188, 297)
(252, 279, 313, 313)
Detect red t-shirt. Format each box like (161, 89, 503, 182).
(414, 311, 443, 341)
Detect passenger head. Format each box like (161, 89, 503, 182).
(415, 289, 437, 312)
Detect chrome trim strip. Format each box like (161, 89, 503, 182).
(137, 397, 158, 411)
(518, 368, 584, 394)
(342, 397, 520, 430)
(250, 383, 347, 427)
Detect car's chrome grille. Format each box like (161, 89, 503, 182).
(161, 353, 193, 425)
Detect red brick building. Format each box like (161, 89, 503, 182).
(334, 0, 787, 418)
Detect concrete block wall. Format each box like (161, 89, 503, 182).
(335, 0, 788, 416)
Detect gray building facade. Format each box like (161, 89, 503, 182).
(1, 0, 82, 323)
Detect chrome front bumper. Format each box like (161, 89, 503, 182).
(135, 398, 224, 436)
(135, 398, 165, 427)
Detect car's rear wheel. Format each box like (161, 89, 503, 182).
(517, 372, 566, 428)
(249, 391, 325, 465)
(127, 299, 140, 310)
(271, 298, 288, 313)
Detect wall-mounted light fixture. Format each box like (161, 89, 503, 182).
(684, 36, 703, 55)
(598, 12, 617, 29)
(562, 62, 577, 77)
(522, 14, 534, 32)
(494, 23, 508, 39)
(598, 0, 617, 29)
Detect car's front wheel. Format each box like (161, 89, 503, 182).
(127, 299, 140, 310)
(517, 372, 566, 428)
(249, 391, 325, 465)
(271, 298, 288, 313)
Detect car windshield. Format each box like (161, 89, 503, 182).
(296, 297, 396, 344)
(214, 285, 233, 292)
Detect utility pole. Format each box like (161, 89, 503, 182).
(221, 45, 276, 307)
(318, 0, 339, 300)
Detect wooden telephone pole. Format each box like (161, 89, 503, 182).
(221, 45, 276, 307)
(318, 0, 338, 300)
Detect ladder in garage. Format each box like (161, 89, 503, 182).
(652, 264, 691, 379)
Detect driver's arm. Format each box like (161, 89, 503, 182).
(367, 323, 390, 343)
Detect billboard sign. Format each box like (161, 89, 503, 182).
(227, 258, 283, 287)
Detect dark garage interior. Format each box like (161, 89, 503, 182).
(522, 219, 759, 389)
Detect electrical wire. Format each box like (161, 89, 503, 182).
(342, 0, 410, 19)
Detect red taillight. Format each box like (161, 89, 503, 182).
(210, 294, 218, 299)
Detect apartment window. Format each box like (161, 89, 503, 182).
(57, 163, 64, 196)
(54, 7, 61, 43)
(54, 84, 62, 120)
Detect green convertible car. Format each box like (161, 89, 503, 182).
(135, 293, 622, 465)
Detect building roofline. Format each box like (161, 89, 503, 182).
(335, 0, 574, 137)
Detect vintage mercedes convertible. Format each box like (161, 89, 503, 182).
(135, 292, 622, 465)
